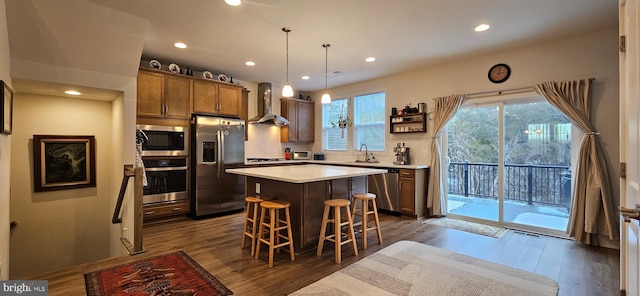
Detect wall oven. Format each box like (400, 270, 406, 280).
(137, 124, 188, 156)
(142, 157, 188, 205)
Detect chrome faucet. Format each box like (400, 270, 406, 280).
(359, 144, 369, 161)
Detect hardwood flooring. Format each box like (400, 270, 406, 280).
(35, 213, 619, 295)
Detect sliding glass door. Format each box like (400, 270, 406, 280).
(446, 98, 571, 233)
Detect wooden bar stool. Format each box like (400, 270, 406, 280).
(351, 193, 383, 249)
(255, 200, 295, 268)
(317, 199, 358, 263)
(241, 196, 263, 256)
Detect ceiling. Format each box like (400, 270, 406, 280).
(6, 0, 618, 97)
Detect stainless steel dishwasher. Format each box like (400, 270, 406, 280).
(368, 168, 400, 213)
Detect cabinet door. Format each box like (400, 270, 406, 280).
(192, 80, 219, 114)
(297, 101, 315, 142)
(164, 75, 191, 119)
(240, 89, 249, 140)
(137, 71, 164, 118)
(330, 178, 350, 200)
(281, 99, 298, 142)
(399, 176, 416, 214)
(218, 84, 242, 117)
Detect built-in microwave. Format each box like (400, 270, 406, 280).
(137, 124, 188, 156)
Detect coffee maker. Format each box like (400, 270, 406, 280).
(393, 143, 411, 165)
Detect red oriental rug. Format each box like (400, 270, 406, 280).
(84, 251, 233, 296)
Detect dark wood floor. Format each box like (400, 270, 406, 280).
(38, 212, 619, 295)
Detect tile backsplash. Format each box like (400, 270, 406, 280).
(245, 124, 313, 159)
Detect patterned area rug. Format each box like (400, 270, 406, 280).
(84, 251, 233, 296)
(423, 217, 508, 238)
(290, 240, 558, 296)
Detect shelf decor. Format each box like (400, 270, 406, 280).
(33, 135, 96, 192)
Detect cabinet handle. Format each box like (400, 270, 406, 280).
(144, 211, 155, 215)
(172, 207, 182, 211)
(399, 180, 402, 190)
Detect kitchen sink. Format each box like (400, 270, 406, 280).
(354, 159, 380, 163)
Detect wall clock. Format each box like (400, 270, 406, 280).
(488, 63, 511, 83)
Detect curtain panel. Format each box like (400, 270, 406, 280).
(427, 94, 465, 216)
(535, 79, 617, 245)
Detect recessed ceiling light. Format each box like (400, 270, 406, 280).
(224, 0, 241, 6)
(474, 24, 490, 32)
(245, 61, 255, 66)
(301, 75, 310, 80)
(65, 90, 81, 96)
(174, 42, 187, 49)
(365, 57, 376, 62)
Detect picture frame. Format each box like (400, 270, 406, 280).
(1, 80, 13, 134)
(33, 135, 96, 192)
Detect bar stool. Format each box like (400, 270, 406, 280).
(317, 199, 358, 264)
(255, 200, 295, 268)
(351, 193, 383, 249)
(241, 196, 263, 256)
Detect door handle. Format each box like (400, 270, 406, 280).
(620, 205, 640, 222)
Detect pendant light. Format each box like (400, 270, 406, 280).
(282, 27, 294, 98)
(321, 43, 332, 104)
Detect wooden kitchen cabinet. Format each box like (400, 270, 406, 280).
(192, 79, 242, 117)
(137, 70, 164, 118)
(143, 200, 190, 221)
(280, 98, 315, 143)
(137, 69, 190, 120)
(399, 168, 428, 218)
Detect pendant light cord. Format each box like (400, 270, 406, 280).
(323, 43, 330, 91)
(283, 27, 291, 84)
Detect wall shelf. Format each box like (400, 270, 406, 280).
(390, 113, 426, 134)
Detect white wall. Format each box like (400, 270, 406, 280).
(9, 93, 113, 278)
(0, 0, 11, 280)
(310, 27, 620, 203)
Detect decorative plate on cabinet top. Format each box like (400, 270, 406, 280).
(217, 73, 228, 82)
(149, 59, 161, 69)
(203, 71, 214, 79)
(168, 63, 181, 74)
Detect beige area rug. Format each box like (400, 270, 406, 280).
(423, 217, 508, 238)
(290, 240, 558, 296)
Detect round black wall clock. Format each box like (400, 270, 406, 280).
(488, 63, 511, 83)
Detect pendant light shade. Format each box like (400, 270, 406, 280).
(282, 27, 294, 98)
(321, 43, 331, 104)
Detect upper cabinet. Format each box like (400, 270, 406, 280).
(280, 98, 315, 143)
(192, 79, 242, 117)
(138, 68, 244, 122)
(137, 69, 190, 120)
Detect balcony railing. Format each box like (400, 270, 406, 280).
(448, 162, 571, 208)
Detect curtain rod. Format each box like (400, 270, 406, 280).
(465, 78, 595, 100)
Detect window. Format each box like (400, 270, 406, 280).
(354, 92, 385, 151)
(322, 91, 386, 152)
(323, 98, 348, 151)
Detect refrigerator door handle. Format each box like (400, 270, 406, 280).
(218, 130, 224, 178)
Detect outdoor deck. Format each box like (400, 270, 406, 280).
(447, 194, 569, 231)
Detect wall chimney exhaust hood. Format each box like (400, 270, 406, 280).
(249, 82, 290, 126)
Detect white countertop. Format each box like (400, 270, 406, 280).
(244, 159, 429, 169)
(227, 164, 388, 183)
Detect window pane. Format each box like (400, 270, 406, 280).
(323, 98, 348, 151)
(354, 92, 385, 151)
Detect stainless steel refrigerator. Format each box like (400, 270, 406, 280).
(191, 115, 245, 217)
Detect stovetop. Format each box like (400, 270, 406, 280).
(246, 157, 287, 162)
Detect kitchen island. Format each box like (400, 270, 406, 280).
(226, 164, 386, 250)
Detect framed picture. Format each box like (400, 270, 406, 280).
(33, 135, 96, 192)
(1, 80, 13, 134)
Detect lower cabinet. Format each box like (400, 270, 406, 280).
(399, 169, 428, 218)
(143, 200, 190, 221)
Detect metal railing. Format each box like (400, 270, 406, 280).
(448, 162, 571, 208)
